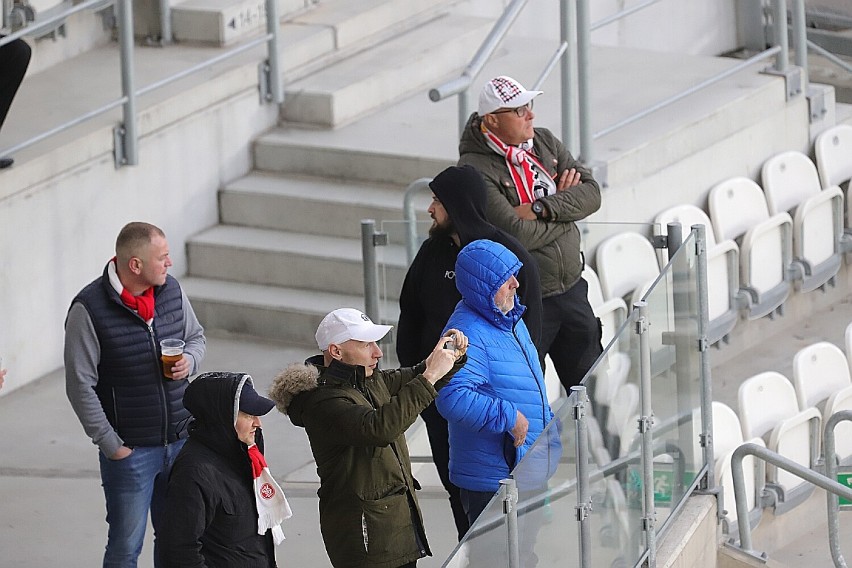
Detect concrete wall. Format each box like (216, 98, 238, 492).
(457, 0, 740, 56)
(0, 66, 278, 396)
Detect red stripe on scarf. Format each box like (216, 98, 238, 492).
(482, 127, 549, 204)
(248, 444, 267, 479)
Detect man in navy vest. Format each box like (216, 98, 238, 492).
(65, 221, 206, 568)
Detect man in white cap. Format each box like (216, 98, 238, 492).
(458, 75, 603, 393)
(269, 308, 468, 568)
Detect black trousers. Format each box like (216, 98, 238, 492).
(0, 36, 31, 132)
(420, 402, 470, 540)
(540, 277, 604, 392)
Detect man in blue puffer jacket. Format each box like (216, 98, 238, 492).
(436, 239, 556, 534)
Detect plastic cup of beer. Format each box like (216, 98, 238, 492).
(160, 339, 185, 379)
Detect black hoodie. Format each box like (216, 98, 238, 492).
(430, 165, 543, 351)
(160, 372, 276, 568)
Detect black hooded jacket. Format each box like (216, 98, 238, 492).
(160, 372, 276, 568)
(397, 165, 543, 366)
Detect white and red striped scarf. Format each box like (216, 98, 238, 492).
(247, 443, 292, 545)
(481, 124, 556, 204)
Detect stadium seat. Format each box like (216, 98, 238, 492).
(583, 265, 629, 351)
(711, 401, 764, 526)
(792, 341, 851, 411)
(542, 354, 564, 405)
(595, 232, 660, 303)
(824, 387, 852, 463)
(846, 322, 852, 374)
(654, 204, 739, 343)
(815, 124, 852, 228)
(761, 151, 844, 293)
(738, 371, 821, 507)
(606, 382, 639, 459)
(708, 177, 793, 319)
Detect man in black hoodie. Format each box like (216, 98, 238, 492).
(160, 372, 287, 567)
(396, 164, 545, 540)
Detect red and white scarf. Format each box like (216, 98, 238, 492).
(107, 258, 155, 323)
(247, 444, 292, 545)
(482, 124, 556, 204)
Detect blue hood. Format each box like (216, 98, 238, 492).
(455, 239, 525, 329)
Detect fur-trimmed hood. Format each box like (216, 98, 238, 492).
(268, 361, 320, 425)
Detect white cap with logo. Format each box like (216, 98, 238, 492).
(315, 308, 392, 351)
(478, 76, 543, 116)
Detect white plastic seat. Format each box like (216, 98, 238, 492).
(708, 177, 793, 319)
(792, 341, 852, 411)
(654, 204, 739, 343)
(762, 151, 844, 292)
(815, 124, 852, 228)
(542, 354, 564, 405)
(595, 232, 660, 303)
(606, 382, 639, 459)
(716, 437, 765, 527)
(846, 322, 852, 375)
(738, 371, 821, 496)
(583, 265, 628, 352)
(824, 386, 852, 462)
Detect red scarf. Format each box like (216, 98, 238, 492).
(111, 257, 155, 321)
(247, 443, 267, 478)
(481, 123, 555, 204)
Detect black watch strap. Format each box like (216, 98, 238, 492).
(531, 200, 546, 220)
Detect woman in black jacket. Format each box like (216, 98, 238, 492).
(160, 372, 285, 567)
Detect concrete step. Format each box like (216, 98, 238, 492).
(280, 13, 493, 126)
(219, 171, 431, 238)
(182, 276, 398, 344)
(254, 130, 454, 184)
(172, 0, 308, 45)
(187, 224, 409, 297)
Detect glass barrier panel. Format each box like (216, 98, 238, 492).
(639, 230, 704, 531)
(580, 221, 662, 262)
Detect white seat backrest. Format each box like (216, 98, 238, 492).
(815, 124, 852, 189)
(740, 211, 792, 295)
(654, 204, 717, 248)
(825, 386, 852, 461)
(847, 322, 852, 375)
(738, 371, 800, 440)
(712, 401, 744, 458)
(596, 232, 660, 301)
(708, 177, 771, 242)
(762, 151, 822, 214)
(582, 265, 605, 308)
(792, 342, 852, 410)
(542, 354, 564, 405)
(607, 382, 639, 440)
(716, 437, 765, 517)
(770, 407, 821, 490)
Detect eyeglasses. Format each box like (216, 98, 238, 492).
(491, 101, 534, 118)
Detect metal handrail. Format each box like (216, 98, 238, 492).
(824, 409, 852, 568)
(808, 39, 852, 74)
(402, 178, 433, 264)
(0, 0, 282, 166)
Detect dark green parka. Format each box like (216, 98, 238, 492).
(458, 112, 602, 297)
(269, 355, 462, 568)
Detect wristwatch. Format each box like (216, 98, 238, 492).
(531, 200, 547, 220)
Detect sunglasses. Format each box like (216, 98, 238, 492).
(491, 101, 534, 118)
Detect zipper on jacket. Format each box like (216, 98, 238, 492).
(148, 324, 169, 445)
(513, 324, 548, 424)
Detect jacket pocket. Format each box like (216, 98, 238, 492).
(359, 487, 412, 558)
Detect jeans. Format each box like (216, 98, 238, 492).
(98, 439, 185, 568)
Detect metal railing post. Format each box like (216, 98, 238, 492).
(500, 478, 521, 568)
(576, 0, 592, 163)
(402, 178, 433, 265)
(361, 220, 382, 324)
(159, 0, 172, 44)
(790, 0, 808, 87)
(824, 409, 852, 567)
(117, 0, 138, 166)
(772, 0, 789, 72)
(635, 301, 657, 566)
(572, 385, 592, 568)
(265, 0, 283, 104)
(560, 0, 577, 153)
(458, 90, 470, 139)
(692, 225, 715, 492)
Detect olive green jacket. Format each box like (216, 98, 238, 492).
(269, 355, 463, 568)
(458, 113, 601, 297)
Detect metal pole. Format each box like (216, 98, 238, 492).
(635, 301, 656, 566)
(458, 89, 470, 139)
(572, 386, 592, 568)
(402, 178, 433, 265)
(790, 0, 808, 88)
(576, 0, 592, 163)
(361, 220, 381, 324)
(692, 225, 715, 491)
(773, 0, 789, 72)
(117, 0, 138, 166)
(500, 478, 521, 568)
(560, 0, 577, 154)
(159, 0, 172, 44)
(265, 0, 283, 104)
(666, 222, 682, 261)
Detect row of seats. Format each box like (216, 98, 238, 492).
(715, 322, 852, 528)
(591, 128, 852, 346)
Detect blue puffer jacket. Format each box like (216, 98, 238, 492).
(436, 239, 554, 493)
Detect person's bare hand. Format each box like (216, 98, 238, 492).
(169, 355, 192, 380)
(0, 368, 6, 390)
(423, 332, 464, 384)
(556, 168, 582, 192)
(511, 411, 529, 447)
(110, 446, 133, 460)
(443, 328, 469, 360)
(514, 203, 537, 220)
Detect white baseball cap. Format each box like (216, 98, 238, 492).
(478, 76, 542, 116)
(315, 308, 392, 351)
